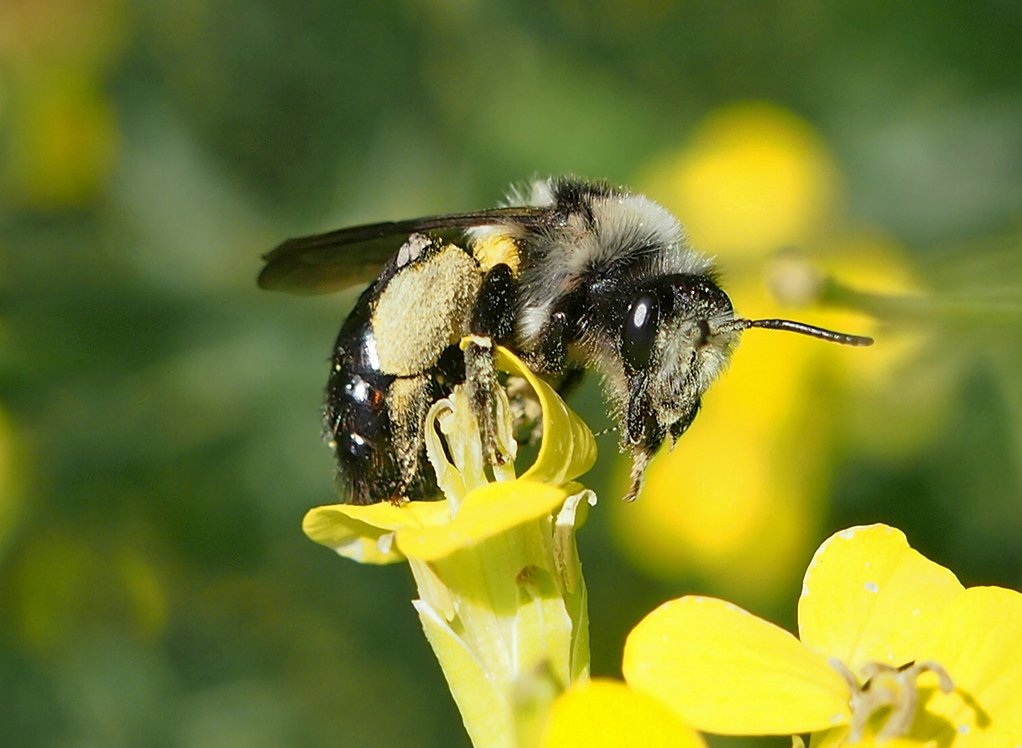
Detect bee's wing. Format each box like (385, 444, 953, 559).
(258, 206, 556, 294)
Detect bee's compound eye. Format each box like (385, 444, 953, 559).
(622, 292, 660, 372)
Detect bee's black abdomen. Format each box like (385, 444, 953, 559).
(322, 284, 393, 503)
(327, 371, 444, 504)
(327, 364, 408, 504)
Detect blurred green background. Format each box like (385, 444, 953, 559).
(2, 1, 1021, 746)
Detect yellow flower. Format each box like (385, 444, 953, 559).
(539, 678, 706, 748)
(621, 524, 1022, 746)
(304, 345, 597, 748)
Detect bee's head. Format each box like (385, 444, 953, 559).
(610, 273, 873, 500)
(612, 275, 738, 493)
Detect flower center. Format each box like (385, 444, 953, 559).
(424, 379, 518, 509)
(830, 658, 955, 743)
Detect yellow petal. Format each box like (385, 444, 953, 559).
(540, 679, 706, 748)
(830, 739, 936, 748)
(302, 501, 449, 565)
(912, 585, 1022, 745)
(623, 596, 850, 734)
(493, 346, 597, 486)
(811, 728, 948, 747)
(396, 480, 566, 561)
(798, 524, 964, 672)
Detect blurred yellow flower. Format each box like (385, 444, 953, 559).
(644, 101, 839, 257)
(0, 407, 24, 559)
(770, 235, 951, 460)
(305, 345, 597, 748)
(622, 524, 1022, 746)
(0, 0, 125, 207)
(11, 527, 168, 655)
(3, 75, 118, 208)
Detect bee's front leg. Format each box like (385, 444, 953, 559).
(466, 264, 517, 466)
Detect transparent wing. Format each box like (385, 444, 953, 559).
(258, 206, 555, 294)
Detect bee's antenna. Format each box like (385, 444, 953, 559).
(727, 318, 874, 347)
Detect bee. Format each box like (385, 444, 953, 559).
(259, 177, 872, 504)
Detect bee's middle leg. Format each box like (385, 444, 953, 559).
(466, 263, 517, 465)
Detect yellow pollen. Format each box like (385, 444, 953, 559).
(472, 234, 521, 274)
